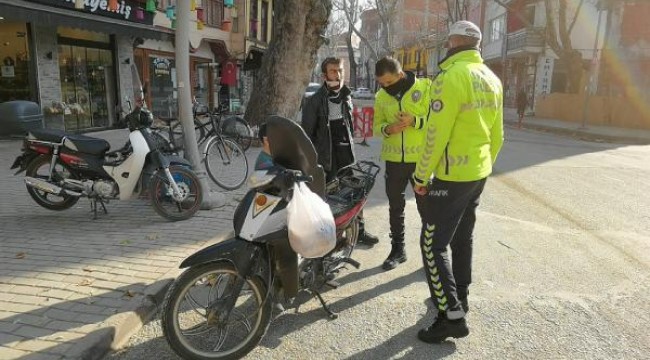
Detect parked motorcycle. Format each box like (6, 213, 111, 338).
(10, 107, 203, 221)
(160, 115, 379, 359)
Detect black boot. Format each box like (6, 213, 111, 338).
(357, 220, 379, 246)
(418, 316, 469, 343)
(382, 242, 406, 270)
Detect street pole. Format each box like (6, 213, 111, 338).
(580, 4, 604, 129)
(176, 0, 224, 209)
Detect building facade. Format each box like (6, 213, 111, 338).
(0, 0, 272, 133)
(480, 0, 602, 110)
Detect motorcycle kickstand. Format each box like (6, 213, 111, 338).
(312, 290, 338, 320)
(90, 197, 108, 220)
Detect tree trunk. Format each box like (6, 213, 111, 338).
(365, 60, 371, 88)
(244, 0, 332, 125)
(346, 25, 357, 89)
(564, 49, 584, 93)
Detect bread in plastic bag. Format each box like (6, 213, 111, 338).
(287, 182, 336, 258)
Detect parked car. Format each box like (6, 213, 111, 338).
(353, 87, 374, 99)
(304, 82, 322, 98)
(301, 82, 322, 110)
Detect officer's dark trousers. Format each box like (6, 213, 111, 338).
(420, 177, 487, 316)
(385, 161, 427, 244)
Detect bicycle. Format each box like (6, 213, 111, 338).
(162, 105, 249, 190)
(170, 101, 253, 152)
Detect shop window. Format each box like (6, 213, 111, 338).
(193, 60, 211, 109)
(58, 45, 113, 131)
(149, 56, 177, 118)
(0, 22, 35, 103)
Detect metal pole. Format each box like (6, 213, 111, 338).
(580, 5, 604, 129)
(176, 0, 224, 209)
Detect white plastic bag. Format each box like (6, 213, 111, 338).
(287, 182, 336, 258)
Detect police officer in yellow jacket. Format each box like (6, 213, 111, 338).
(412, 21, 504, 343)
(373, 57, 431, 271)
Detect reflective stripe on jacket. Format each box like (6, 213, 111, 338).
(373, 75, 432, 163)
(413, 50, 504, 184)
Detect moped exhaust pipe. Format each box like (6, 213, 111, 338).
(24, 177, 82, 197)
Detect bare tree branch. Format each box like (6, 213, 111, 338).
(567, 0, 584, 35)
(558, 0, 573, 50)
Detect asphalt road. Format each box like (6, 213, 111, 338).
(109, 127, 650, 359)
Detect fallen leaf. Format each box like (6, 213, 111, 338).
(124, 290, 135, 298)
(15, 252, 26, 259)
(78, 279, 93, 286)
(82, 267, 94, 272)
(119, 239, 131, 245)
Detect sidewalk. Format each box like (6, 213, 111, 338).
(0, 129, 253, 359)
(504, 108, 650, 144)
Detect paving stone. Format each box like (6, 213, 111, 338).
(0, 346, 30, 360)
(12, 325, 54, 339)
(40, 319, 81, 332)
(19, 351, 63, 360)
(0, 322, 20, 334)
(12, 338, 61, 352)
(0, 301, 44, 313)
(0, 332, 25, 345)
(0, 130, 244, 358)
(0, 313, 48, 327)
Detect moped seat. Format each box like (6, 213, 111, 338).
(30, 129, 110, 155)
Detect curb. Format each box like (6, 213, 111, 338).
(505, 119, 650, 145)
(85, 231, 235, 360)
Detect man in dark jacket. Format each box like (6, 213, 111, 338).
(302, 57, 379, 246)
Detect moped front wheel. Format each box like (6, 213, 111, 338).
(161, 262, 272, 360)
(149, 165, 202, 221)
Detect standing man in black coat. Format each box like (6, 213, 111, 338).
(302, 57, 379, 246)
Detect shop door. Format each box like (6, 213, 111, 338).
(59, 45, 113, 131)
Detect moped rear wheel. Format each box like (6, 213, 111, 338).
(161, 262, 272, 360)
(25, 155, 79, 211)
(328, 217, 359, 269)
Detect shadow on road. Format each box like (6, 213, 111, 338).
(344, 317, 458, 360)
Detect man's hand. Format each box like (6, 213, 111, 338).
(395, 111, 416, 127)
(413, 183, 428, 196)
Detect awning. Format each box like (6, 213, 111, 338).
(0, 0, 173, 41)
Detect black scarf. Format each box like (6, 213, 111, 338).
(325, 83, 351, 104)
(383, 71, 416, 100)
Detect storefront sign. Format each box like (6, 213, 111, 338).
(153, 58, 171, 77)
(536, 56, 554, 96)
(26, 0, 155, 25)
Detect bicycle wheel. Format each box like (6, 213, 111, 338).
(204, 138, 248, 190)
(171, 118, 205, 150)
(221, 116, 253, 151)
